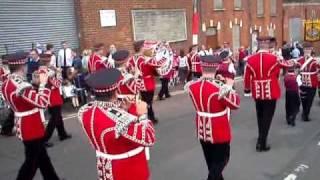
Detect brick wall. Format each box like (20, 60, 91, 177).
(283, 3, 320, 54)
(75, 0, 193, 54)
(200, 0, 283, 50)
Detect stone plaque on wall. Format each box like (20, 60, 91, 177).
(131, 9, 187, 42)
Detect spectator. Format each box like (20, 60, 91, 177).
(158, 71, 172, 100)
(26, 49, 40, 82)
(107, 44, 116, 67)
(198, 45, 210, 56)
(291, 43, 300, 59)
(63, 67, 79, 108)
(178, 49, 189, 84)
(282, 41, 292, 60)
(57, 41, 73, 78)
(72, 50, 82, 71)
(238, 46, 247, 76)
(44, 43, 57, 68)
(81, 49, 92, 73)
(297, 43, 304, 57)
(35, 42, 43, 54)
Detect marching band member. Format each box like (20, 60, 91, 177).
(216, 50, 237, 80)
(244, 36, 294, 152)
(188, 45, 202, 79)
(296, 43, 319, 122)
(284, 66, 300, 127)
(0, 58, 15, 136)
(36, 54, 71, 145)
(1, 52, 61, 180)
(88, 43, 112, 73)
(78, 68, 156, 180)
(185, 55, 240, 180)
(127, 40, 165, 124)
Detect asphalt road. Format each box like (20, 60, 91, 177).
(1, 81, 320, 180)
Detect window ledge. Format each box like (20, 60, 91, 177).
(234, 8, 244, 11)
(257, 15, 265, 18)
(213, 8, 226, 11)
(270, 14, 277, 17)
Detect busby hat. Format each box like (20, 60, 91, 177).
(2, 52, 28, 65)
(200, 55, 221, 68)
(113, 50, 130, 64)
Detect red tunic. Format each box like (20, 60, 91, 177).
(244, 50, 293, 100)
(216, 62, 236, 79)
(2, 74, 50, 141)
(284, 73, 299, 93)
(88, 53, 112, 73)
(296, 57, 319, 88)
(186, 79, 240, 144)
(117, 71, 144, 96)
(78, 102, 155, 180)
(188, 52, 202, 73)
(127, 55, 158, 92)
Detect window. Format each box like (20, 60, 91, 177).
(234, 0, 242, 9)
(289, 18, 302, 42)
(270, 0, 277, 15)
(257, 0, 264, 17)
(214, 0, 224, 10)
(232, 25, 241, 51)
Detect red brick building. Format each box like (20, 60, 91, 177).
(283, 0, 320, 53)
(199, 0, 283, 52)
(75, 0, 193, 53)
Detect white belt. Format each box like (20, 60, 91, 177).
(197, 108, 228, 118)
(96, 147, 145, 160)
(15, 108, 39, 118)
(300, 72, 317, 75)
(192, 62, 201, 64)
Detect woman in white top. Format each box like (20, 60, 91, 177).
(178, 49, 189, 84)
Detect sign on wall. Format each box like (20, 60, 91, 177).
(100, 10, 116, 27)
(131, 9, 187, 42)
(304, 20, 320, 42)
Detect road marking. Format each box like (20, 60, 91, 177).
(284, 163, 309, 180)
(284, 174, 297, 180)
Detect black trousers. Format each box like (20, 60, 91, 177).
(158, 78, 170, 98)
(300, 86, 316, 120)
(285, 91, 300, 124)
(238, 61, 245, 76)
(45, 106, 67, 141)
(255, 100, 277, 145)
(17, 139, 59, 180)
(140, 91, 156, 121)
(200, 141, 230, 180)
(193, 72, 202, 79)
(1, 108, 14, 134)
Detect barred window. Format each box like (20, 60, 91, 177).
(257, 0, 264, 16)
(234, 0, 242, 9)
(232, 25, 241, 51)
(214, 0, 223, 9)
(271, 0, 277, 15)
(289, 18, 302, 42)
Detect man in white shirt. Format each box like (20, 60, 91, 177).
(45, 44, 57, 68)
(57, 41, 73, 78)
(198, 45, 210, 56)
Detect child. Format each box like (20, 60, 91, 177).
(284, 67, 300, 126)
(63, 67, 80, 108)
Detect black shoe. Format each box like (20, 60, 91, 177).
(256, 142, 271, 152)
(302, 115, 311, 122)
(158, 96, 164, 101)
(165, 94, 171, 98)
(45, 142, 54, 148)
(151, 119, 159, 125)
(59, 134, 72, 141)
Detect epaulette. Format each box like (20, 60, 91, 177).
(77, 103, 93, 123)
(184, 79, 197, 92)
(105, 107, 137, 139)
(11, 75, 32, 96)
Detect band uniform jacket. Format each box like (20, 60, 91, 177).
(296, 57, 319, 88)
(244, 50, 293, 100)
(127, 55, 159, 92)
(78, 101, 156, 180)
(185, 79, 240, 143)
(1, 74, 50, 141)
(284, 73, 299, 93)
(88, 53, 112, 73)
(37, 67, 63, 107)
(216, 62, 236, 80)
(188, 52, 202, 73)
(117, 69, 145, 96)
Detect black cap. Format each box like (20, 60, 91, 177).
(2, 52, 28, 65)
(113, 50, 130, 64)
(200, 55, 221, 67)
(219, 50, 230, 60)
(85, 68, 122, 93)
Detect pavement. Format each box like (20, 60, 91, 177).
(1, 79, 320, 180)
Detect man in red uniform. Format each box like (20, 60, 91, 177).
(188, 45, 202, 79)
(78, 68, 156, 180)
(185, 55, 240, 180)
(35, 54, 71, 145)
(216, 51, 237, 80)
(127, 40, 164, 124)
(296, 43, 319, 122)
(1, 52, 61, 180)
(0, 58, 15, 136)
(244, 37, 294, 152)
(88, 43, 112, 73)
